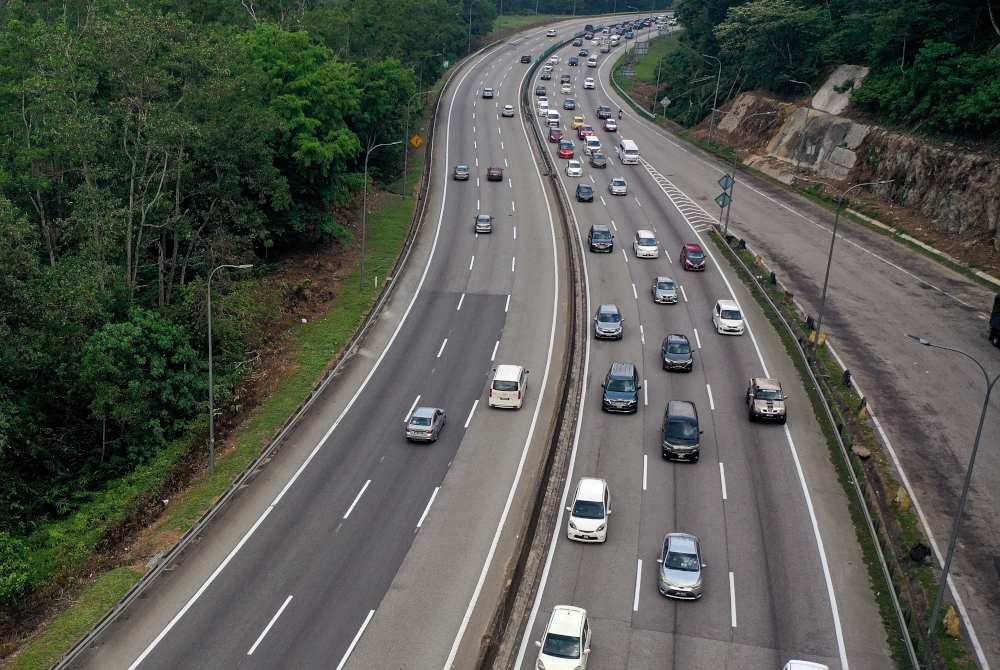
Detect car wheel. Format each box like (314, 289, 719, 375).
(692, 454, 700, 463)
(992, 331, 1000, 347)
(779, 415, 787, 424)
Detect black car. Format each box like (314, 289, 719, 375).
(561, 73, 572, 83)
(589, 152, 608, 169)
(579, 48, 589, 57)
(588, 224, 614, 252)
(661, 334, 694, 371)
(568, 56, 579, 66)
(576, 183, 594, 202)
(572, 38, 583, 46)
(563, 98, 576, 110)
(540, 71, 552, 80)
(596, 105, 612, 119)
(535, 85, 547, 96)
(661, 400, 701, 462)
(602, 361, 640, 413)
(520, 54, 532, 63)
(584, 32, 594, 40)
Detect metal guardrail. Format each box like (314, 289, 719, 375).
(52, 37, 508, 670)
(712, 232, 920, 669)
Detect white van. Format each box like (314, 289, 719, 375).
(587, 56, 598, 67)
(489, 364, 529, 409)
(617, 138, 640, 165)
(547, 110, 561, 127)
(566, 477, 611, 542)
(537, 100, 549, 117)
(610, 35, 620, 46)
(584, 135, 601, 156)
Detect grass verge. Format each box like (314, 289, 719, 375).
(707, 229, 975, 670)
(495, 13, 567, 32)
(7, 144, 427, 670)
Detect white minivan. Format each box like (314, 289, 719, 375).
(547, 110, 561, 128)
(566, 477, 611, 543)
(617, 138, 640, 165)
(538, 100, 550, 117)
(584, 135, 601, 156)
(489, 364, 529, 409)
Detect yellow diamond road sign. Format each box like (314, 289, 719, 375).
(409, 134, 424, 149)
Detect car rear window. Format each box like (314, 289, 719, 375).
(666, 418, 698, 439)
(410, 416, 432, 426)
(493, 380, 518, 392)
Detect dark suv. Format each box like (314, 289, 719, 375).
(596, 105, 612, 119)
(661, 334, 693, 371)
(602, 361, 640, 413)
(661, 400, 701, 462)
(521, 55, 532, 63)
(588, 224, 614, 252)
(681, 243, 706, 271)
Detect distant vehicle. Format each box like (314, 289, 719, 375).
(405, 407, 446, 442)
(625, 30, 635, 39)
(561, 82, 573, 94)
(588, 224, 614, 252)
(575, 183, 594, 202)
(604, 118, 618, 132)
(680, 242, 706, 270)
(657, 532, 705, 598)
(661, 399, 701, 461)
(593, 303, 623, 339)
(602, 361, 640, 413)
(520, 54, 532, 63)
(573, 38, 583, 47)
(633, 229, 660, 258)
(568, 56, 579, 66)
(609, 176, 629, 196)
(584, 136, 601, 156)
(712, 299, 745, 335)
(534, 606, 591, 669)
(783, 662, 830, 670)
(596, 104, 612, 119)
(587, 56, 598, 67)
(566, 477, 611, 542)
(571, 114, 586, 129)
(652, 276, 678, 304)
(577, 124, 595, 139)
(453, 164, 469, 180)
(559, 139, 575, 159)
(540, 70, 552, 80)
(487, 166, 503, 181)
(746, 377, 788, 423)
(535, 85, 547, 96)
(502, 104, 515, 117)
(589, 152, 608, 169)
(579, 48, 589, 57)
(661, 333, 693, 371)
(584, 23, 595, 32)
(583, 77, 595, 89)
(475, 213, 494, 234)
(561, 73, 572, 83)
(548, 127, 563, 142)
(566, 159, 583, 177)
(482, 87, 494, 99)
(564, 98, 576, 110)
(990, 294, 1000, 346)
(546, 28, 557, 36)
(548, 55, 560, 65)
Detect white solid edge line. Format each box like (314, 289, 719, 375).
(343, 479, 371, 520)
(512, 256, 517, 273)
(247, 595, 293, 656)
(642, 454, 648, 491)
(706, 383, 715, 411)
(335, 609, 375, 670)
(719, 462, 728, 501)
(729, 571, 737, 628)
(514, 59, 595, 668)
(638, 158, 850, 669)
(445, 50, 563, 670)
(643, 380, 648, 407)
(437, 338, 448, 358)
(639, 324, 645, 344)
(464, 399, 480, 429)
(633, 559, 642, 612)
(416, 487, 441, 529)
(127, 52, 497, 667)
(403, 394, 421, 423)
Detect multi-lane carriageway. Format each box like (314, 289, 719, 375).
(68, 15, 891, 670)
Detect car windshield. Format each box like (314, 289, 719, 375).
(560, 141, 573, 149)
(572, 499, 605, 519)
(542, 633, 581, 659)
(639, 236, 655, 246)
(667, 419, 698, 439)
(592, 154, 605, 162)
(410, 416, 432, 426)
(478, 215, 491, 223)
(606, 378, 635, 393)
(456, 165, 468, 172)
(755, 388, 783, 400)
(665, 550, 700, 572)
(592, 229, 611, 240)
(657, 280, 674, 290)
(667, 342, 690, 355)
(721, 309, 742, 320)
(493, 380, 518, 392)
(687, 248, 704, 260)
(598, 311, 620, 323)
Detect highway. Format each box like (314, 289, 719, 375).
(513, 29, 891, 670)
(70, 24, 574, 670)
(593, 23, 1000, 668)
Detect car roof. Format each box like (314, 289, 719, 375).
(477, 213, 492, 219)
(456, 164, 468, 169)
(685, 242, 703, 251)
(493, 364, 523, 380)
(666, 399, 697, 419)
(591, 223, 610, 231)
(656, 275, 674, 283)
(666, 333, 688, 343)
(411, 406, 439, 419)
(717, 299, 740, 310)
(568, 159, 580, 164)
(636, 228, 655, 237)
(666, 532, 699, 554)
(576, 477, 607, 502)
(547, 605, 586, 637)
(598, 303, 619, 313)
(608, 360, 635, 378)
(752, 377, 782, 389)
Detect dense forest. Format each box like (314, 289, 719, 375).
(0, 0, 532, 606)
(659, 0, 1000, 138)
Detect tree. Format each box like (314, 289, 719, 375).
(352, 59, 418, 176)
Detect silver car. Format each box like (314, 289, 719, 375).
(608, 176, 628, 195)
(405, 407, 446, 442)
(652, 276, 678, 304)
(593, 303, 624, 340)
(657, 532, 705, 599)
(475, 213, 494, 233)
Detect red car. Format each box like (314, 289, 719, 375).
(680, 242, 707, 271)
(548, 127, 563, 143)
(558, 140, 575, 159)
(577, 125, 595, 139)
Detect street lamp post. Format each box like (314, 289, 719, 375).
(907, 335, 1000, 654)
(207, 263, 254, 473)
(403, 89, 432, 196)
(703, 54, 722, 144)
(361, 140, 404, 290)
(811, 180, 893, 356)
(720, 110, 776, 237)
(788, 79, 814, 171)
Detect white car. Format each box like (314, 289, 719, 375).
(535, 605, 591, 669)
(713, 299, 746, 335)
(546, 28, 557, 36)
(583, 77, 595, 89)
(609, 176, 628, 195)
(560, 83, 573, 95)
(604, 118, 618, 131)
(633, 229, 659, 258)
(566, 477, 610, 543)
(566, 159, 583, 177)
(502, 104, 515, 117)
(587, 56, 598, 67)
(548, 55, 561, 65)
(584, 136, 601, 156)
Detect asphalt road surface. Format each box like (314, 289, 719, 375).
(593, 26, 1000, 669)
(513, 30, 891, 670)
